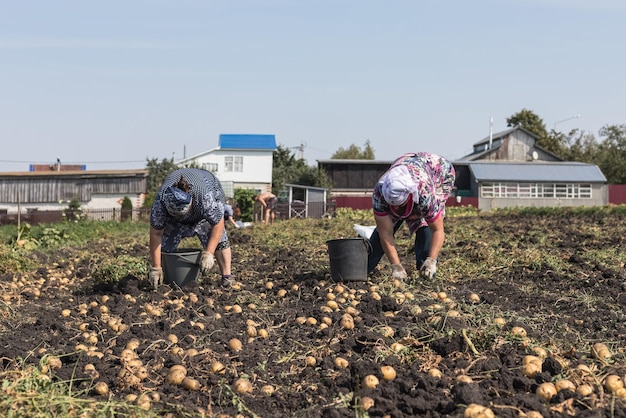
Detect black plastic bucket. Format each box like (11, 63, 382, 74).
(326, 238, 372, 281)
(162, 248, 202, 287)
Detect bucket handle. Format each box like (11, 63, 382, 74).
(179, 257, 200, 266)
(163, 251, 202, 266)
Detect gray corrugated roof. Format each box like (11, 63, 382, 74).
(469, 162, 606, 182)
(473, 127, 518, 146)
(456, 145, 501, 161)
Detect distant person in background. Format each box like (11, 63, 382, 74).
(232, 205, 248, 228)
(367, 152, 456, 280)
(224, 203, 240, 228)
(254, 192, 278, 224)
(149, 167, 235, 289)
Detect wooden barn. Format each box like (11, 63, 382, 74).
(0, 169, 148, 223)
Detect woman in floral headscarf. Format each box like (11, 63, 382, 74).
(368, 152, 455, 280)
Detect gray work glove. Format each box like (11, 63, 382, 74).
(149, 267, 163, 290)
(420, 257, 437, 279)
(390, 264, 408, 279)
(201, 251, 216, 275)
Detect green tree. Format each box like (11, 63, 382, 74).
(331, 140, 375, 159)
(144, 157, 178, 208)
(272, 145, 331, 195)
(64, 197, 84, 221)
(121, 196, 133, 221)
(560, 129, 600, 163)
(234, 188, 256, 222)
(507, 109, 565, 155)
(596, 124, 626, 184)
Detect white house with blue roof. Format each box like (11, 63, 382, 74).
(176, 134, 277, 198)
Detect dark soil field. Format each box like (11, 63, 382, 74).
(1, 209, 626, 417)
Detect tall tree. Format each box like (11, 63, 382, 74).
(143, 157, 178, 208)
(272, 145, 331, 195)
(331, 140, 375, 159)
(506, 109, 564, 155)
(596, 124, 626, 184)
(560, 129, 599, 163)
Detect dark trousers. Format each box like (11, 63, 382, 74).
(367, 221, 432, 274)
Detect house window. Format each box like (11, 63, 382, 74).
(578, 184, 592, 198)
(481, 182, 592, 199)
(224, 156, 243, 172)
(202, 162, 218, 173)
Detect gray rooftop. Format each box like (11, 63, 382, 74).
(468, 161, 606, 183)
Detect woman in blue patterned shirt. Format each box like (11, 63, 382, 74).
(149, 168, 234, 289)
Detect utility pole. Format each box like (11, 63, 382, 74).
(292, 142, 307, 160)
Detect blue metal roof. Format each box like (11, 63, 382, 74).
(469, 162, 606, 182)
(219, 134, 276, 150)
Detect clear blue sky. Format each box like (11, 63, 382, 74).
(1, 0, 624, 172)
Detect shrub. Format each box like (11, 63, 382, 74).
(91, 255, 148, 289)
(121, 196, 133, 221)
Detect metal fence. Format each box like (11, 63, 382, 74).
(0, 208, 151, 226)
(254, 201, 337, 222)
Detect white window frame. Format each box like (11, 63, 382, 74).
(224, 156, 243, 173)
(202, 162, 218, 173)
(481, 182, 592, 199)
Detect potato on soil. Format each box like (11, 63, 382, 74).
(182, 377, 201, 391)
(592, 342, 612, 360)
(511, 326, 527, 337)
(536, 382, 557, 401)
(340, 313, 354, 329)
(555, 379, 576, 392)
(228, 338, 243, 352)
(604, 374, 624, 393)
(166, 365, 187, 385)
(359, 396, 375, 410)
(260, 384, 275, 395)
(211, 361, 226, 374)
(363, 374, 379, 389)
(464, 403, 494, 418)
(522, 362, 542, 378)
(334, 357, 349, 369)
(233, 378, 253, 394)
(456, 375, 473, 384)
(381, 365, 397, 381)
(93, 381, 109, 395)
(576, 384, 593, 396)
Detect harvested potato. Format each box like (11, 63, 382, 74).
(363, 374, 379, 389)
(182, 377, 200, 391)
(536, 382, 557, 401)
(233, 378, 253, 394)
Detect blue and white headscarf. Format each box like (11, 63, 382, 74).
(162, 186, 192, 217)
